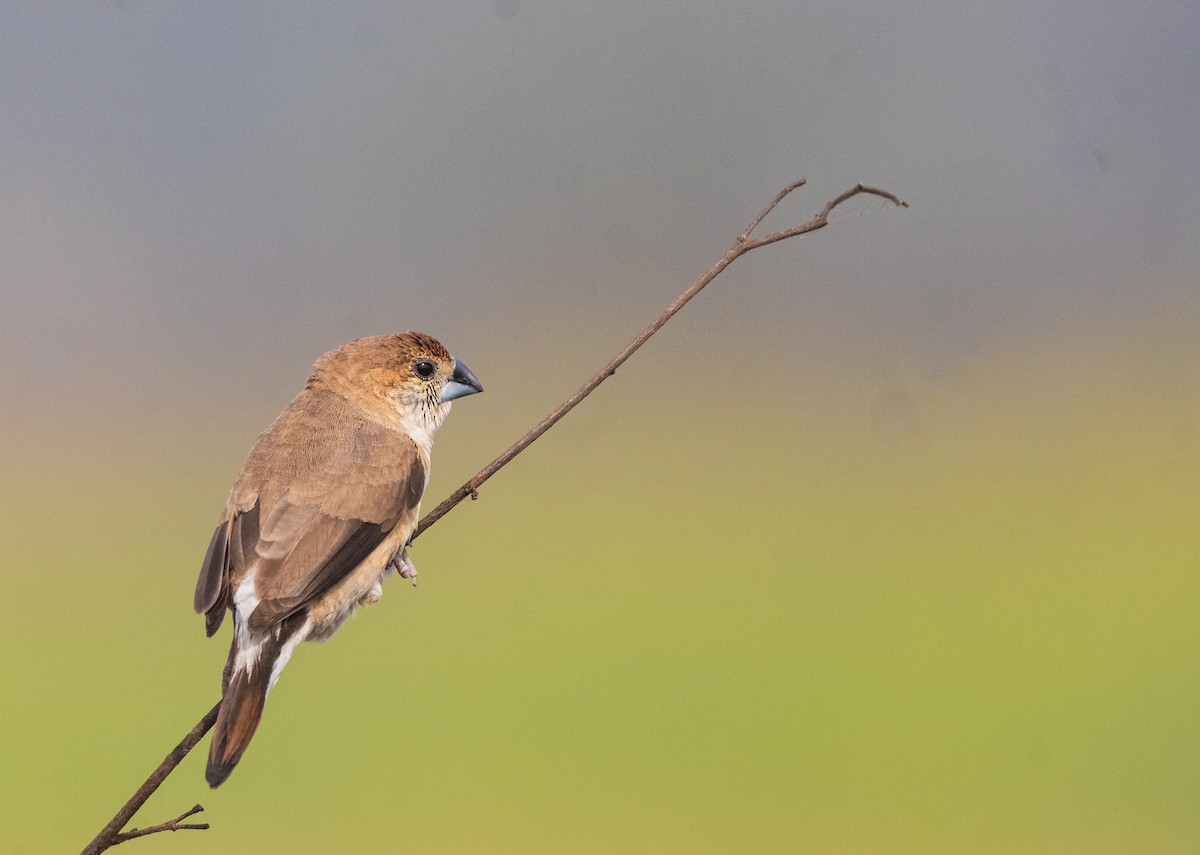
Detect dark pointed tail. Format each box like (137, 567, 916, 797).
(206, 664, 269, 786)
(206, 614, 306, 787)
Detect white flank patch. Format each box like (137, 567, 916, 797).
(231, 573, 261, 675)
(230, 571, 312, 695)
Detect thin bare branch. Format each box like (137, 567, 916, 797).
(80, 703, 220, 855)
(81, 177, 905, 853)
(413, 179, 906, 538)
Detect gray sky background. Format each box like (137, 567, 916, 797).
(3, 6, 1199, 849)
(2, 0, 1198, 441)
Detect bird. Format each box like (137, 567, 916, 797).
(193, 331, 482, 787)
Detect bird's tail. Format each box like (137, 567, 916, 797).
(207, 613, 307, 787)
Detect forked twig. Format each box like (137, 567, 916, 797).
(80, 179, 906, 853)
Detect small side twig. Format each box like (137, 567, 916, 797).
(116, 805, 209, 842)
(80, 178, 905, 854)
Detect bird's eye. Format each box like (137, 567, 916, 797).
(413, 359, 436, 379)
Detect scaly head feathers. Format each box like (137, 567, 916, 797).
(310, 331, 482, 445)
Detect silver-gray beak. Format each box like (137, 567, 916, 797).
(440, 358, 483, 402)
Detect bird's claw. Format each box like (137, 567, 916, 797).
(390, 550, 418, 586)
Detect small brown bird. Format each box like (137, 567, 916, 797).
(193, 332, 482, 787)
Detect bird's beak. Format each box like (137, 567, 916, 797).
(441, 358, 484, 402)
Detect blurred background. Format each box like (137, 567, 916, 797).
(3, 2, 1198, 852)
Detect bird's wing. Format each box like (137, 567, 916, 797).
(195, 405, 425, 636)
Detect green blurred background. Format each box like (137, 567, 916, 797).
(3, 3, 1199, 852)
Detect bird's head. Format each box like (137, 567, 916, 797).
(313, 331, 483, 445)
